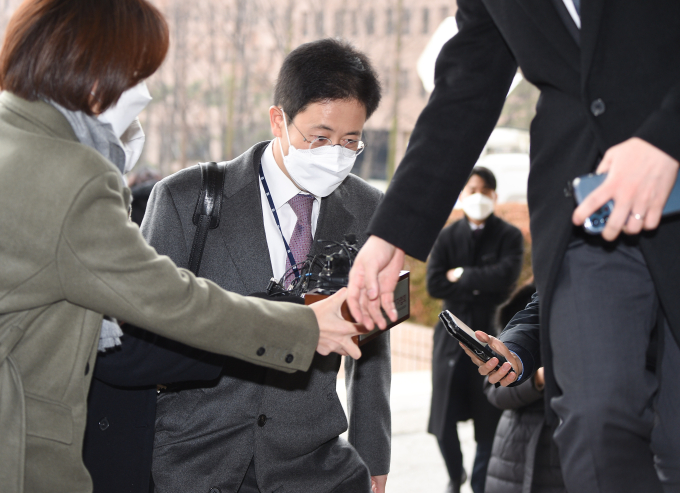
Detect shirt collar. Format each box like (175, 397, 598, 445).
(261, 139, 319, 210)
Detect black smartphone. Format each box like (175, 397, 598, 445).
(439, 310, 513, 374)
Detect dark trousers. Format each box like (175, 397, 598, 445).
(549, 238, 680, 493)
(437, 361, 501, 493)
(437, 427, 494, 493)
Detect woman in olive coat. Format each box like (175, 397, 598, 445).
(0, 2, 359, 492)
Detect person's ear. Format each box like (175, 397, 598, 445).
(492, 190, 498, 203)
(269, 106, 285, 138)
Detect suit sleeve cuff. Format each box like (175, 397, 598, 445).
(504, 342, 534, 387)
(635, 108, 680, 164)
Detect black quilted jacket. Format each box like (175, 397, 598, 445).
(483, 379, 565, 493)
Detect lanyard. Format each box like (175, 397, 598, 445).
(258, 163, 302, 281)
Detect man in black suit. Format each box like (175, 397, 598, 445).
(347, 1, 680, 491)
(427, 167, 523, 493)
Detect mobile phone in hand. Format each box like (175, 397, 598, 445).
(573, 172, 680, 234)
(439, 310, 513, 374)
(572, 173, 612, 234)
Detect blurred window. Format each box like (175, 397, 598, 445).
(315, 11, 324, 36)
(402, 9, 411, 35)
(386, 8, 394, 35)
(335, 10, 345, 37)
(366, 9, 375, 35)
(422, 7, 430, 34)
(302, 12, 308, 37)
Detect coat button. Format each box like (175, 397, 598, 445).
(590, 98, 606, 116)
(98, 417, 109, 431)
(209, 488, 221, 493)
(85, 362, 90, 375)
(257, 414, 267, 427)
(285, 354, 294, 364)
(256, 347, 265, 356)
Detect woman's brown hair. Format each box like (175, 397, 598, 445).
(0, 0, 169, 115)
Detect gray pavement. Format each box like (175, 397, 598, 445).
(337, 370, 476, 493)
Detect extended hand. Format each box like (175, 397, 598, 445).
(460, 330, 523, 387)
(573, 137, 679, 241)
(347, 236, 405, 330)
(310, 288, 365, 360)
(371, 475, 388, 493)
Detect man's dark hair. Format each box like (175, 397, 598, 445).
(0, 0, 168, 115)
(469, 166, 497, 191)
(274, 38, 381, 121)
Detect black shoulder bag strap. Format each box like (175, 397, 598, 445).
(188, 161, 227, 276)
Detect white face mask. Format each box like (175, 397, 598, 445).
(97, 81, 152, 138)
(277, 110, 357, 197)
(461, 192, 495, 221)
(120, 118, 145, 174)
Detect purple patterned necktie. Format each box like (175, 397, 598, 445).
(284, 194, 314, 287)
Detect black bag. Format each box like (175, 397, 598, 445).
(188, 161, 226, 276)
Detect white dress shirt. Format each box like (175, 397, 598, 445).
(562, 0, 581, 29)
(259, 140, 321, 280)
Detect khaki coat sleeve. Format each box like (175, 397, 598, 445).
(55, 170, 319, 373)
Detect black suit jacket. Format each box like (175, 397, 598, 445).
(426, 215, 523, 437)
(368, 0, 680, 416)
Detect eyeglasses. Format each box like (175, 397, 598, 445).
(288, 118, 365, 157)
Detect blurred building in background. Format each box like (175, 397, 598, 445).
(0, 0, 538, 197)
(138, 0, 461, 182)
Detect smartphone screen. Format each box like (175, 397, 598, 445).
(448, 312, 488, 347)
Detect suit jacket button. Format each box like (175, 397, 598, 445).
(98, 417, 109, 431)
(590, 98, 606, 116)
(209, 488, 221, 493)
(285, 354, 294, 364)
(258, 414, 267, 427)
(256, 347, 265, 356)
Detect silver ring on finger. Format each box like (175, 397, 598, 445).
(632, 213, 645, 221)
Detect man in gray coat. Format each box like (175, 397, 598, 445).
(146, 40, 390, 493)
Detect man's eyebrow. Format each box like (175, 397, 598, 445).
(310, 124, 334, 132)
(310, 124, 362, 137)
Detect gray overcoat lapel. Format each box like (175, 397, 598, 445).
(212, 141, 358, 292)
(311, 186, 356, 257)
(214, 142, 274, 295)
